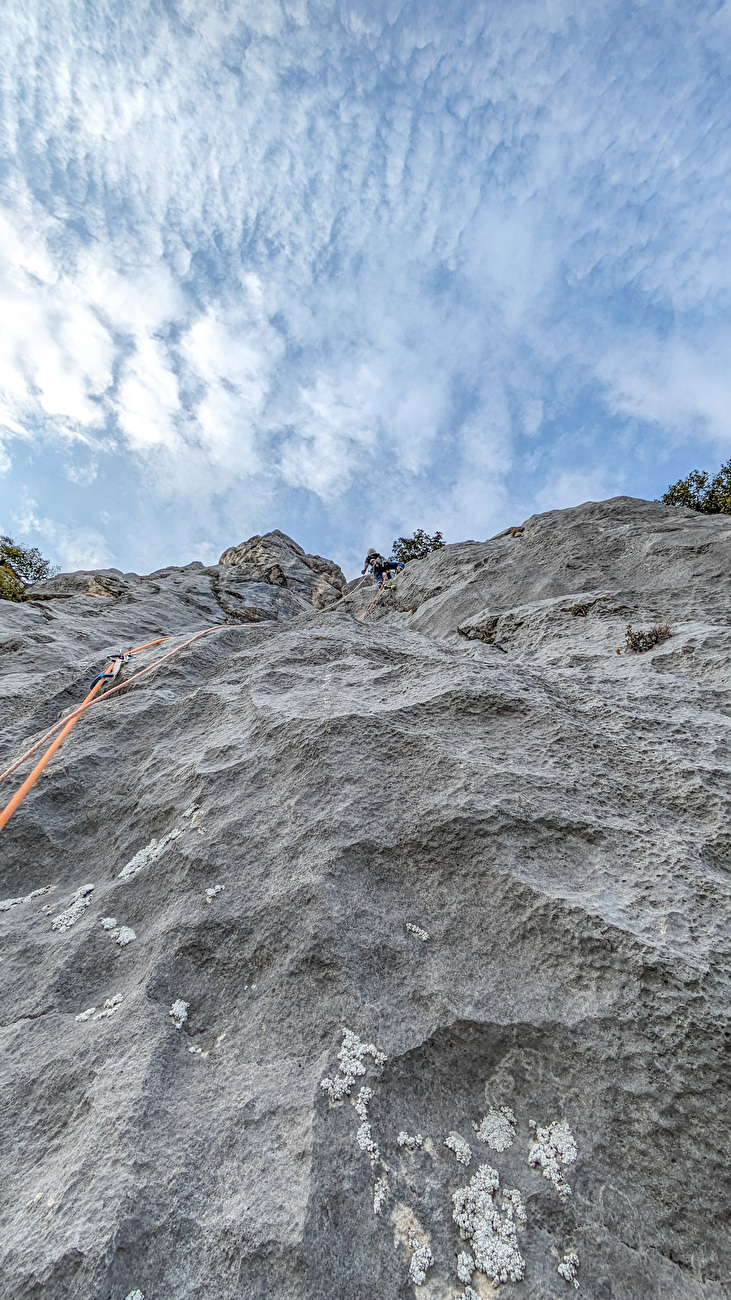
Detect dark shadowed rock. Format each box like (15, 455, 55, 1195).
(0, 499, 728, 1300)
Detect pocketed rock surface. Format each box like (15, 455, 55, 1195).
(0, 501, 729, 1300)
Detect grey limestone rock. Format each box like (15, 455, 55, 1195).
(0, 497, 728, 1300)
(218, 528, 346, 608)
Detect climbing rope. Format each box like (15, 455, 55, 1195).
(0, 635, 172, 785)
(357, 580, 387, 622)
(344, 575, 368, 602)
(0, 622, 272, 832)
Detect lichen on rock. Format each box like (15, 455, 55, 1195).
(405, 922, 429, 941)
(445, 1130, 472, 1165)
(118, 828, 182, 881)
(50, 884, 94, 932)
(100, 917, 136, 946)
(408, 1241, 433, 1286)
(475, 1106, 516, 1152)
(558, 1250, 580, 1287)
(397, 1131, 423, 1151)
(169, 1000, 189, 1030)
(320, 1028, 386, 1103)
(0, 886, 52, 913)
(373, 1173, 389, 1215)
(452, 1164, 526, 1286)
(528, 1120, 577, 1197)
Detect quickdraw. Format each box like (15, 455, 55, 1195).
(0, 624, 271, 832)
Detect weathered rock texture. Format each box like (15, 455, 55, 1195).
(218, 528, 346, 609)
(0, 499, 728, 1300)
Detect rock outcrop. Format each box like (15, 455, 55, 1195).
(0, 498, 728, 1300)
(218, 529, 346, 609)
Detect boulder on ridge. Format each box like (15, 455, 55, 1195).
(218, 529, 346, 608)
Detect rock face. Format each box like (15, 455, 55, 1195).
(0, 498, 728, 1300)
(218, 529, 346, 609)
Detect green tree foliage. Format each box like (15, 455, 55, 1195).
(661, 459, 731, 514)
(0, 536, 59, 602)
(392, 528, 445, 565)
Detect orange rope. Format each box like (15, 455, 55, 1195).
(0, 637, 172, 783)
(0, 623, 271, 831)
(0, 665, 114, 830)
(356, 581, 386, 622)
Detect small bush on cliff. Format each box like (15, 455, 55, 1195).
(661, 459, 731, 514)
(0, 567, 25, 602)
(0, 536, 59, 601)
(617, 623, 671, 654)
(392, 529, 445, 565)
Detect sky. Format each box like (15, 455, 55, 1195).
(0, 0, 730, 578)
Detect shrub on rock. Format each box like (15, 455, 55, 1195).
(661, 459, 731, 514)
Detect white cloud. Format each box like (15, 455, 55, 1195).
(12, 497, 112, 570)
(598, 336, 731, 452)
(0, 208, 114, 431)
(0, 0, 729, 569)
(534, 468, 623, 515)
(117, 336, 181, 451)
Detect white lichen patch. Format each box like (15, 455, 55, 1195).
(409, 1241, 433, 1286)
(501, 1188, 527, 1226)
(124, 1291, 144, 1300)
(76, 993, 125, 1022)
(169, 999, 189, 1029)
(457, 1250, 476, 1283)
(320, 1027, 386, 1102)
(452, 1164, 526, 1286)
(406, 922, 430, 941)
(392, 1203, 429, 1253)
(373, 1172, 389, 1215)
(100, 918, 136, 946)
(205, 884, 224, 901)
(356, 1123, 379, 1159)
(51, 884, 94, 932)
(528, 1120, 577, 1197)
(118, 828, 182, 881)
(558, 1251, 580, 1288)
(355, 1086, 380, 1161)
(445, 1131, 472, 1165)
(0, 885, 52, 913)
(94, 994, 124, 1020)
(475, 1107, 515, 1152)
(355, 1086, 372, 1117)
(398, 1131, 424, 1151)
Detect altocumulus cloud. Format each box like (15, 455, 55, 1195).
(0, 0, 729, 574)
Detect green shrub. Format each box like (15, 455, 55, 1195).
(0, 536, 59, 601)
(0, 566, 26, 602)
(618, 623, 671, 654)
(661, 459, 731, 514)
(392, 528, 445, 565)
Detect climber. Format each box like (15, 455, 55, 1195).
(361, 548, 403, 586)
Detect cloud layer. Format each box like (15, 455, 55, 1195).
(1, 0, 730, 573)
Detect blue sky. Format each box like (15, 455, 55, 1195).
(0, 0, 730, 578)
